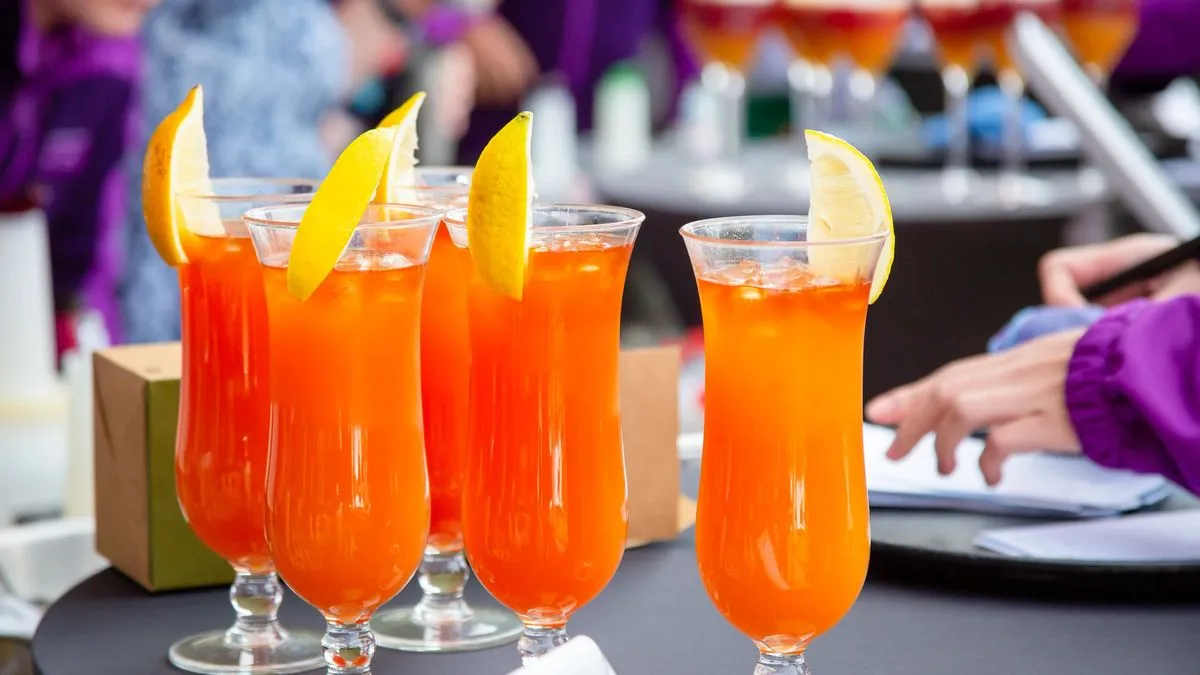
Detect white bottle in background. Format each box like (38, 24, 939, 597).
(593, 62, 652, 175)
(524, 79, 580, 202)
(0, 207, 69, 525)
(0, 209, 57, 403)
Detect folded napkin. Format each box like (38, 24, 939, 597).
(975, 509, 1200, 562)
(507, 637, 616, 675)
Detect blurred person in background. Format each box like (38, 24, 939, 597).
(408, 0, 694, 164)
(1112, 0, 1200, 82)
(862, 0, 1200, 495)
(120, 0, 411, 344)
(865, 232, 1200, 494)
(0, 0, 159, 357)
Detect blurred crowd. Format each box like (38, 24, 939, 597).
(3, 0, 692, 351)
(4, 0, 1200, 359)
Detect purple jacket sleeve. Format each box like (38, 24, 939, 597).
(1066, 296, 1200, 493)
(1114, 0, 1200, 77)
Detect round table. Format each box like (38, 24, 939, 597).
(33, 523, 1200, 675)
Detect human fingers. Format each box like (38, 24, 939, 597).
(977, 414, 1057, 486)
(1038, 234, 1176, 307)
(927, 382, 1043, 475)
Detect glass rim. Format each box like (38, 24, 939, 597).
(416, 165, 475, 178)
(680, 215, 890, 249)
(176, 177, 319, 202)
(442, 202, 646, 234)
(241, 202, 444, 231)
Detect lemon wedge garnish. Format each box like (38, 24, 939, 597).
(286, 126, 400, 301)
(141, 85, 222, 266)
(805, 129, 894, 304)
(374, 91, 425, 204)
(466, 112, 533, 300)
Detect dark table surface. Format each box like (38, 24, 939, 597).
(33, 519, 1200, 675)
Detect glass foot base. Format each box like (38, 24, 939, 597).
(371, 605, 523, 653)
(168, 628, 325, 675)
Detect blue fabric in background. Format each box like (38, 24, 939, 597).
(988, 305, 1107, 353)
(922, 85, 1047, 149)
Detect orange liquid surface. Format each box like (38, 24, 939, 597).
(781, 5, 909, 73)
(175, 233, 271, 573)
(461, 241, 632, 626)
(1061, 0, 1137, 75)
(695, 272, 872, 652)
(679, 0, 775, 70)
(420, 225, 471, 553)
(263, 259, 430, 624)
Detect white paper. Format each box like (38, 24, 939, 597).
(863, 424, 1169, 518)
(506, 636, 616, 675)
(974, 510, 1200, 562)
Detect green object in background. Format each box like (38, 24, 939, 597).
(146, 378, 234, 591)
(746, 92, 793, 139)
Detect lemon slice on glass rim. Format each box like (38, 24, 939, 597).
(805, 129, 895, 304)
(286, 92, 426, 301)
(141, 85, 223, 266)
(465, 111, 534, 301)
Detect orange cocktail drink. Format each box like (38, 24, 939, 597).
(448, 204, 644, 663)
(679, 0, 775, 71)
(780, 0, 911, 74)
(171, 179, 324, 675)
(245, 203, 440, 673)
(370, 169, 523, 653)
(920, 0, 988, 72)
(1061, 0, 1138, 80)
(979, 0, 1061, 75)
(682, 216, 886, 672)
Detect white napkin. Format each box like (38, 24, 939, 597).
(974, 509, 1200, 562)
(505, 636, 616, 675)
(864, 424, 1169, 518)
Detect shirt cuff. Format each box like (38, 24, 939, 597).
(1065, 299, 1171, 475)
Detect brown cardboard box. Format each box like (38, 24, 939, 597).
(619, 347, 695, 548)
(93, 344, 233, 592)
(93, 343, 689, 592)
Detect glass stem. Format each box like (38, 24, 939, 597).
(808, 64, 834, 132)
(721, 69, 745, 162)
(998, 69, 1026, 183)
(225, 569, 290, 649)
(413, 549, 474, 626)
(848, 68, 877, 135)
(755, 651, 810, 675)
(788, 59, 813, 134)
(1079, 69, 1108, 193)
(943, 65, 972, 174)
(323, 621, 375, 675)
(518, 624, 568, 665)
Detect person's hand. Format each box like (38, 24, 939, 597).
(865, 329, 1085, 486)
(461, 15, 539, 107)
(1038, 233, 1200, 307)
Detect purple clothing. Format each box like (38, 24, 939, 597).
(455, 0, 695, 164)
(1115, 0, 1200, 77)
(0, 0, 139, 342)
(1067, 296, 1200, 494)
